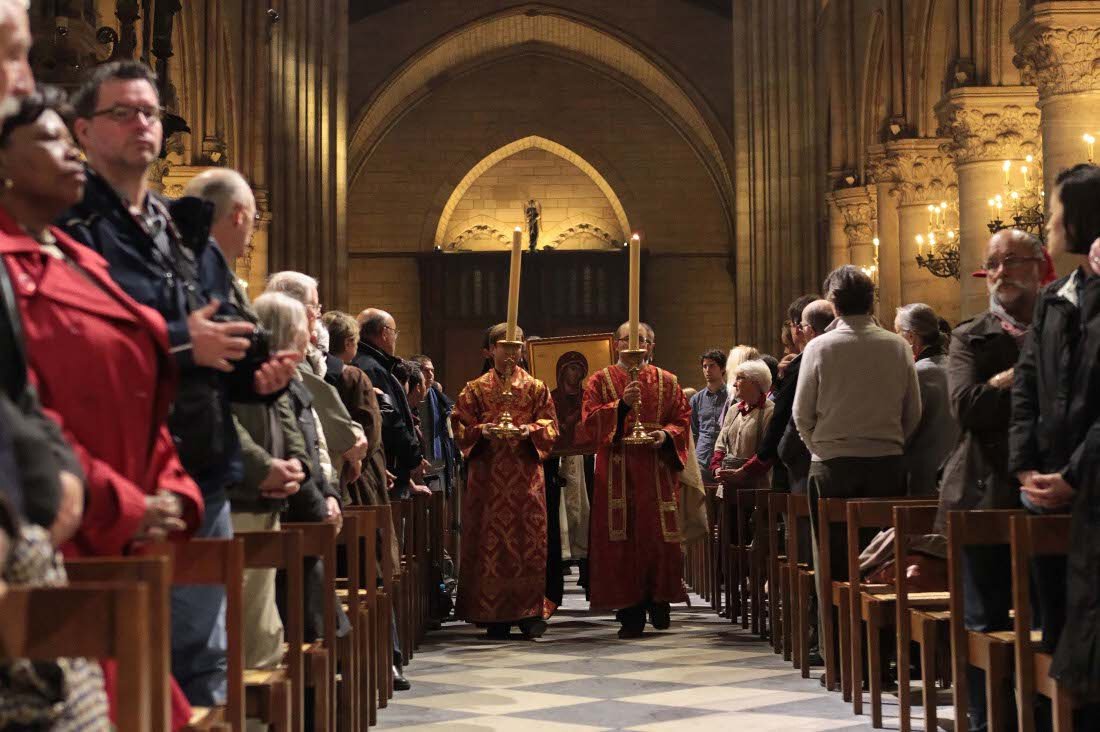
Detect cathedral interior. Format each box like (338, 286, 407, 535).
(28, 0, 1091, 389)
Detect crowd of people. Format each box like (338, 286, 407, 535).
(688, 222, 1100, 729)
(0, 5, 464, 727)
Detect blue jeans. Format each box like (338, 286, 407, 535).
(171, 496, 231, 706)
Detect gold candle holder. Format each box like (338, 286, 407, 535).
(487, 340, 525, 439)
(618, 348, 654, 446)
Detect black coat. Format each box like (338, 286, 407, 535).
(352, 342, 422, 480)
(936, 311, 1021, 530)
(1010, 269, 1100, 696)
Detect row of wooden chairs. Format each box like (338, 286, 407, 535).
(0, 492, 448, 732)
(684, 488, 1079, 731)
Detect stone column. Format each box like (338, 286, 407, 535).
(1013, 2, 1100, 275)
(824, 191, 851, 270)
(831, 186, 878, 308)
(878, 139, 960, 325)
(937, 87, 1041, 318)
(868, 145, 902, 322)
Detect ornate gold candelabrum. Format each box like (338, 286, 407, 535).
(619, 348, 654, 446)
(487, 340, 525, 439)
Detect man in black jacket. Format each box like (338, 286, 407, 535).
(59, 61, 296, 707)
(354, 308, 426, 498)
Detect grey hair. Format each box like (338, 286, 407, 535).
(735, 359, 773, 394)
(253, 292, 307, 352)
(895, 303, 944, 347)
(266, 271, 318, 305)
(182, 168, 253, 223)
(992, 227, 1043, 258)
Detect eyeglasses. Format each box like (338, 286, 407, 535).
(617, 337, 654, 346)
(306, 303, 323, 315)
(384, 324, 400, 337)
(90, 104, 165, 124)
(983, 255, 1041, 272)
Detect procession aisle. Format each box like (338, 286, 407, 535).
(377, 577, 946, 731)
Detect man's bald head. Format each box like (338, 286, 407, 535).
(358, 308, 398, 355)
(183, 168, 257, 261)
(801, 299, 835, 340)
(0, 0, 33, 121)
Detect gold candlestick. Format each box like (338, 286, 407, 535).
(487, 339, 525, 439)
(619, 348, 654, 446)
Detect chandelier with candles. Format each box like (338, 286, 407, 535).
(986, 155, 1044, 243)
(915, 200, 961, 279)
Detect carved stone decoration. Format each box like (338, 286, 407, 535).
(832, 185, 877, 245)
(448, 225, 512, 250)
(936, 91, 1042, 166)
(877, 139, 959, 206)
(1013, 12, 1100, 99)
(549, 223, 619, 250)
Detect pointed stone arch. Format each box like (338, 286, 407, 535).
(433, 135, 631, 249)
(348, 4, 733, 207)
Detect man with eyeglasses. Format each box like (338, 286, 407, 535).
(58, 60, 297, 709)
(581, 322, 691, 639)
(937, 227, 1050, 732)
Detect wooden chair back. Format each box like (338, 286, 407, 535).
(283, 522, 339, 662)
(235, 529, 305, 732)
(1010, 514, 1073, 732)
(0, 582, 152, 731)
(946, 509, 1025, 730)
(892, 503, 943, 732)
(66, 554, 172, 732)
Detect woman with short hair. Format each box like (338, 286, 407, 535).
(711, 359, 774, 493)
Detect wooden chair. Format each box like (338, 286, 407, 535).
(349, 504, 393, 713)
(787, 493, 816, 678)
(1011, 514, 1075, 732)
(0, 582, 152, 731)
(65, 554, 173, 732)
(892, 503, 951, 732)
(847, 498, 942, 726)
(718, 488, 739, 620)
(947, 510, 1023, 732)
(817, 496, 854, 697)
(155, 538, 246, 732)
(705, 484, 722, 613)
(336, 508, 372, 729)
(768, 492, 791, 656)
(284, 522, 339, 732)
(235, 529, 305, 732)
(745, 488, 770, 637)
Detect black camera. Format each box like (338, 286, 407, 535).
(212, 314, 271, 366)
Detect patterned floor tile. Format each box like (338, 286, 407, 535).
(619, 685, 822, 711)
(394, 688, 602, 716)
(609, 663, 797, 686)
(511, 699, 716, 728)
(382, 715, 609, 732)
(413, 666, 594, 689)
(625, 711, 864, 731)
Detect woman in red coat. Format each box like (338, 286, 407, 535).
(0, 87, 204, 729)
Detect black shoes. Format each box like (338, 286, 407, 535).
(648, 603, 671, 631)
(519, 618, 547, 639)
(486, 624, 510, 640)
(392, 665, 411, 691)
(617, 624, 645, 639)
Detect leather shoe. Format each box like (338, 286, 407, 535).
(648, 603, 671, 630)
(393, 665, 411, 691)
(519, 618, 547, 639)
(618, 624, 645, 640)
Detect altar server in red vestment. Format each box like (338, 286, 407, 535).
(451, 323, 559, 639)
(582, 322, 691, 638)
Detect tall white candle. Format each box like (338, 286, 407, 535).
(628, 234, 641, 349)
(506, 227, 522, 341)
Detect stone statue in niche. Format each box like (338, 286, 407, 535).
(523, 199, 542, 251)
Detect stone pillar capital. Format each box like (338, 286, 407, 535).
(935, 86, 1042, 166)
(1012, 1, 1100, 100)
(877, 138, 958, 207)
(830, 185, 877, 245)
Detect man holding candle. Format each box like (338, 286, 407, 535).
(451, 322, 559, 639)
(581, 321, 692, 639)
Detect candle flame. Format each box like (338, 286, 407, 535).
(1002, 160, 1012, 172)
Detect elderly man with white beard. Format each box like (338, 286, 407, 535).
(936, 227, 1051, 732)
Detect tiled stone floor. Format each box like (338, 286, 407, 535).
(380, 578, 955, 731)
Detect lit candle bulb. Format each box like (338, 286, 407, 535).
(915, 234, 924, 256)
(1003, 160, 1012, 184)
(1026, 154, 1034, 164)
(1021, 165, 1030, 187)
(1085, 134, 1096, 163)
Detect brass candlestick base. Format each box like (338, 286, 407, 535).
(488, 339, 525, 439)
(619, 348, 654, 446)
